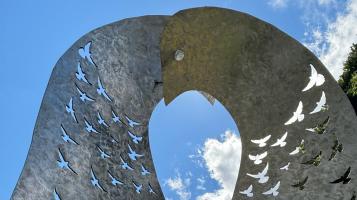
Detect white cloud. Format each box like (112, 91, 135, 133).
(188, 146, 205, 168)
(268, 0, 289, 9)
(317, 0, 336, 5)
(268, 0, 342, 27)
(268, 0, 338, 9)
(165, 171, 192, 200)
(196, 177, 206, 191)
(312, 0, 357, 79)
(196, 130, 242, 200)
(267, 0, 356, 80)
(268, 0, 336, 9)
(304, 28, 326, 56)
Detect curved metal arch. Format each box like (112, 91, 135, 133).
(12, 16, 168, 200)
(161, 7, 357, 199)
(12, 6, 357, 200)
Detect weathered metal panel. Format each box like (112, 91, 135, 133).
(12, 16, 168, 200)
(161, 7, 357, 200)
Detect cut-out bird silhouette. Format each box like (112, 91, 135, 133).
(289, 140, 305, 155)
(148, 184, 156, 194)
(239, 184, 253, 197)
(76, 62, 90, 84)
(329, 135, 343, 161)
(306, 116, 330, 135)
(248, 151, 268, 165)
(251, 134, 271, 147)
(61, 125, 78, 145)
(112, 110, 122, 123)
(128, 130, 143, 144)
(280, 162, 290, 171)
(97, 112, 109, 127)
(262, 181, 280, 197)
(97, 77, 112, 101)
(84, 119, 99, 134)
(271, 132, 288, 147)
(57, 149, 77, 174)
(247, 162, 269, 183)
(302, 64, 325, 92)
(65, 97, 77, 122)
(128, 144, 143, 161)
(141, 164, 150, 176)
(285, 101, 304, 125)
(78, 42, 96, 66)
(133, 182, 142, 194)
(310, 91, 328, 114)
(302, 151, 322, 166)
(119, 155, 133, 171)
(124, 115, 141, 128)
(90, 167, 106, 192)
(330, 167, 351, 184)
(76, 85, 94, 102)
(108, 171, 123, 186)
(292, 176, 308, 190)
(97, 146, 110, 159)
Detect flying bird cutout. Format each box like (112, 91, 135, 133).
(330, 167, 352, 184)
(284, 101, 304, 125)
(262, 181, 280, 197)
(78, 42, 96, 66)
(76, 62, 90, 84)
(271, 132, 288, 147)
(310, 91, 327, 114)
(239, 185, 253, 197)
(302, 64, 325, 92)
(292, 176, 308, 190)
(247, 162, 269, 184)
(329, 135, 343, 161)
(248, 151, 268, 165)
(251, 134, 271, 147)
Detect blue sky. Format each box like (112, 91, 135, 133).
(150, 92, 240, 199)
(1, 0, 356, 199)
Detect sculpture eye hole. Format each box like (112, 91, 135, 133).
(149, 90, 241, 200)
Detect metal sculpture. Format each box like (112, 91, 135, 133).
(12, 7, 357, 200)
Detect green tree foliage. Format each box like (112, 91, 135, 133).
(338, 43, 357, 113)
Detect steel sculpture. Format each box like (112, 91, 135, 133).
(12, 7, 357, 200)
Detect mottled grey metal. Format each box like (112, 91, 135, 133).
(161, 7, 357, 200)
(12, 6, 357, 200)
(12, 16, 168, 200)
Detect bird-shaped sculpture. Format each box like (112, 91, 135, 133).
(11, 7, 357, 200)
